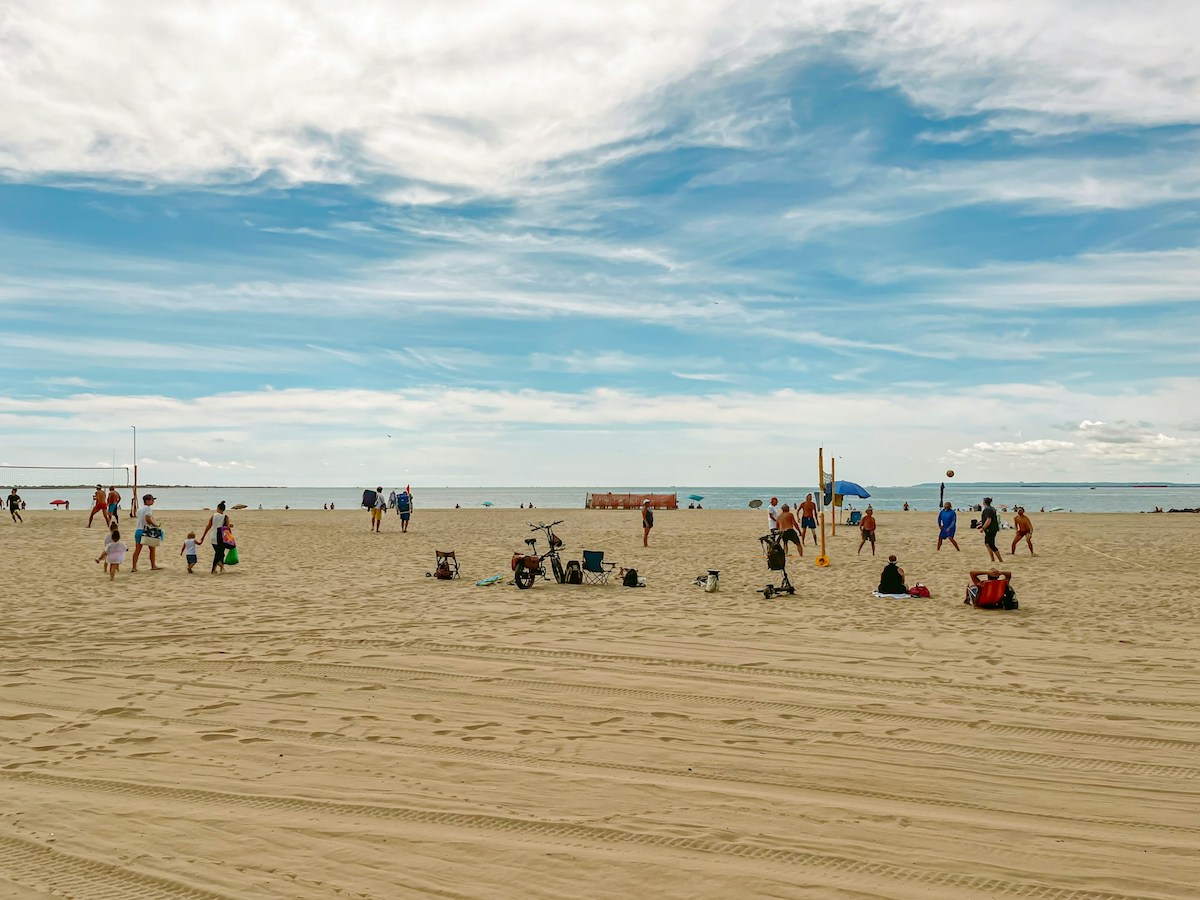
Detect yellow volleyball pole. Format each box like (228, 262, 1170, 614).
(831, 456, 837, 536)
(816, 447, 830, 567)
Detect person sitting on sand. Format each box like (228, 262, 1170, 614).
(1011, 507, 1035, 556)
(775, 504, 803, 556)
(857, 507, 876, 556)
(965, 569, 1012, 605)
(878, 555, 907, 594)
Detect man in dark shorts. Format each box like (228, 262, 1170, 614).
(936, 501, 960, 551)
(641, 499, 654, 547)
(978, 497, 1003, 563)
(7, 488, 23, 523)
(857, 506, 876, 556)
(775, 504, 803, 556)
(799, 493, 819, 546)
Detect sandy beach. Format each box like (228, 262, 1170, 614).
(1, 506, 1196, 898)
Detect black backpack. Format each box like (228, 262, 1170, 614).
(564, 560, 583, 585)
(767, 545, 786, 571)
(623, 568, 639, 587)
(1002, 586, 1019, 610)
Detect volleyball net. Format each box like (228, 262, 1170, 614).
(0, 465, 132, 488)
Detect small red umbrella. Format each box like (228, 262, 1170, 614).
(50, 499, 68, 506)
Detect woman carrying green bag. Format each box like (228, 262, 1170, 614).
(200, 501, 233, 574)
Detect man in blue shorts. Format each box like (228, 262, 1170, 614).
(799, 493, 819, 546)
(396, 489, 412, 533)
(936, 501, 959, 551)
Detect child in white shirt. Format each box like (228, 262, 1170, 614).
(105, 530, 127, 580)
(96, 524, 119, 575)
(181, 532, 199, 573)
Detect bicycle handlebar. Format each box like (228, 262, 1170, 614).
(528, 520, 564, 530)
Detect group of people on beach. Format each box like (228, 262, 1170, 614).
(92, 494, 237, 579)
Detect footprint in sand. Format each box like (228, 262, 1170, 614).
(463, 722, 500, 731)
(412, 714, 442, 723)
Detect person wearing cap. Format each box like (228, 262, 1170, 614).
(131, 494, 161, 571)
(370, 487, 385, 533)
(88, 483, 109, 528)
(641, 499, 654, 547)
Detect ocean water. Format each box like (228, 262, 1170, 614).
(9, 483, 1200, 513)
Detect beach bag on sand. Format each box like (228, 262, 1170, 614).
(908, 583, 931, 598)
(225, 546, 240, 565)
(1002, 586, 1018, 610)
(564, 560, 583, 584)
(622, 568, 639, 588)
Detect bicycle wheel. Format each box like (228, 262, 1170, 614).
(515, 562, 535, 590)
(551, 555, 565, 584)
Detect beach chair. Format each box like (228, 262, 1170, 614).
(846, 510, 862, 526)
(581, 550, 617, 585)
(967, 576, 1016, 609)
(429, 550, 460, 580)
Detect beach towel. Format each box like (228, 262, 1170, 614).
(872, 592, 911, 599)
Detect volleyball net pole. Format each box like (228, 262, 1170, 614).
(816, 448, 829, 567)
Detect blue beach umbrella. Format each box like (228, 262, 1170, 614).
(481, 501, 494, 507)
(832, 480, 870, 498)
(688, 494, 704, 501)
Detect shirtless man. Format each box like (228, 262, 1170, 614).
(88, 484, 109, 528)
(1011, 507, 1035, 555)
(799, 493, 819, 546)
(775, 504, 803, 556)
(857, 507, 877, 556)
(106, 485, 121, 522)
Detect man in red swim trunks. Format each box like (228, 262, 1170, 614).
(87, 484, 109, 528)
(1011, 507, 1035, 556)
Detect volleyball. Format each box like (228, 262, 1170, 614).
(946, 469, 955, 478)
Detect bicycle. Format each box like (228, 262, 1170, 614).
(511, 520, 566, 589)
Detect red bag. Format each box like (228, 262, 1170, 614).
(908, 584, 931, 598)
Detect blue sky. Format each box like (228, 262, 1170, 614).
(1, 1, 1198, 485)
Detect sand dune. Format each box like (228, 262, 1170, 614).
(0, 507, 1196, 898)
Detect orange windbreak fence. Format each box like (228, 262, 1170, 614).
(585, 492, 678, 510)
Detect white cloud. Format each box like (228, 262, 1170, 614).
(4, 1, 1197, 196)
(1, 378, 1196, 484)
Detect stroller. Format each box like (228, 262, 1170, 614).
(758, 532, 795, 599)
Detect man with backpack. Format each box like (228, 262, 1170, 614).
(397, 488, 413, 533)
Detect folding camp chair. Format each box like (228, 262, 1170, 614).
(429, 550, 460, 580)
(846, 510, 862, 526)
(581, 550, 617, 585)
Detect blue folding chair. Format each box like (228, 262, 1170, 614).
(581, 550, 617, 585)
(846, 510, 862, 526)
